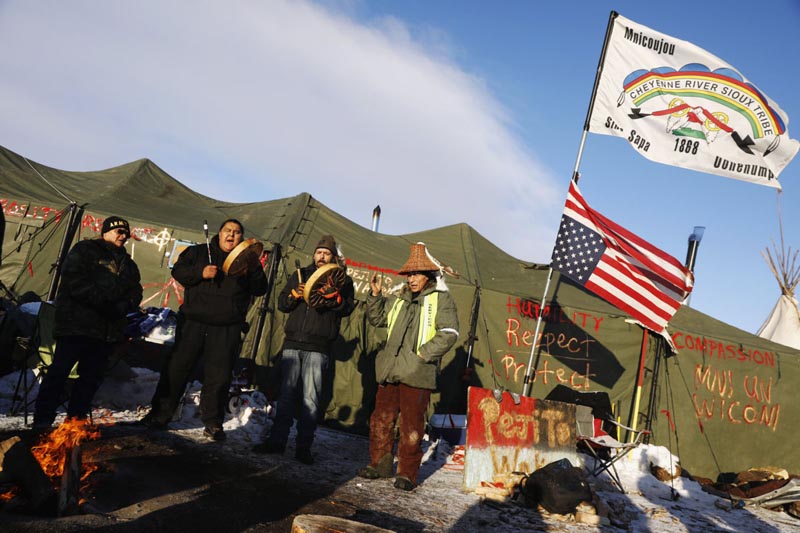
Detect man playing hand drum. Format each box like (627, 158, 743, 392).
(143, 219, 267, 441)
(253, 234, 355, 464)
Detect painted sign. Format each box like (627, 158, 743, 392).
(463, 387, 578, 490)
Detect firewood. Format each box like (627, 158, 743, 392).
(291, 514, 394, 532)
(0, 436, 56, 515)
(58, 444, 81, 516)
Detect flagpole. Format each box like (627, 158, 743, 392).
(572, 10, 619, 182)
(521, 268, 553, 397)
(521, 11, 619, 398)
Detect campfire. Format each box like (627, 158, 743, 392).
(1, 417, 102, 516)
(31, 417, 101, 482)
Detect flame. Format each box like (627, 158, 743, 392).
(30, 418, 101, 484)
(0, 488, 19, 501)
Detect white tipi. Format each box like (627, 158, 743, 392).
(757, 236, 800, 350)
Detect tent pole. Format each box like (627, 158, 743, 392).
(249, 243, 282, 363)
(47, 203, 82, 301)
(464, 282, 481, 369)
(626, 329, 649, 442)
(521, 267, 554, 397)
(642, 335, 667, 444)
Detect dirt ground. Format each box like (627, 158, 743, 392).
(2, 409, 798, 533)
(0, 423, 424, 533)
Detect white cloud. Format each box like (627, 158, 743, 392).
(0, 0, 560, 261)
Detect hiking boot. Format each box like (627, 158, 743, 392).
(252, 441, 285, 454)
(203, 424, 226, 441)
(357, 452, 393, 479)
(295, 448, 314, 465)
(31, 420, 53, 432)
(394, 476, 416, 491)
(29, 421, 53, 439)
(139, 413, 168, 431)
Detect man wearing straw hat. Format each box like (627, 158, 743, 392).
(358, 242, 459, 491)
(252, 234, 355, 464)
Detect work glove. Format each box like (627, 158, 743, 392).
(317, 286, 342, 306)
(316, 276, 342, 306)
(291, 283, 305, 300)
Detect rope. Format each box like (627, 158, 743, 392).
(672, 355, 724, 474)
(661, 354, 680, 499)
(485, 313, 501, 391)
(22, 157, 72, 203)
(1, 203, 68, 264)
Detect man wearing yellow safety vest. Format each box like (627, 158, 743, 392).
(358, 242, 459, 491)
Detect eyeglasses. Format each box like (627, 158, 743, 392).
(115, 229, 129, 237)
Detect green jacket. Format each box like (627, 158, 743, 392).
(366, 282, 459, 390)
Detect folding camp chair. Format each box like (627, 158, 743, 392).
(575, 404, 650, 492)
(8, 302, 76, 424)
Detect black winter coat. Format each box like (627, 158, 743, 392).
(172, 236, 268, 326)
(279, 262, 355, 353)
(54, 238, 142, 342)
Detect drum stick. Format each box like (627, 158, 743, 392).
(203, 220, 212, 264)
(295, 259, 303, 283)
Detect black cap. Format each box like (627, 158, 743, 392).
(101, 216, 130, 235)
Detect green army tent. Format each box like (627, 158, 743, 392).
(1, 144, 798, 479)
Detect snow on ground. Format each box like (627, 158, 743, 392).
(1, 366, 798, 532)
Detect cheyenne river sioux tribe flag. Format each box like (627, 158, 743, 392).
(551, 181, 694, 340)
(588, 13, 799, 189)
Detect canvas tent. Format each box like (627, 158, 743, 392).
(2, 144, 799, 479)
(758, 295, 800, 350)
(757, 240, 800, 350)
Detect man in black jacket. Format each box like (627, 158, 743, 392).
(33, 216, 142, 429)
(0, 208, 4, 269)
(143, 219, 267, 440)
(252, 235, 354, 464)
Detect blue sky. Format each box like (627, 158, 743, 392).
(1, 0, 798, 335)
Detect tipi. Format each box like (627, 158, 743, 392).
(757, 236, 800, 350)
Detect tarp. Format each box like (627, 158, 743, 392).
(2, 144, 799, 478)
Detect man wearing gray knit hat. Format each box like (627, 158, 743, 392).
(253, 234, 355, 464)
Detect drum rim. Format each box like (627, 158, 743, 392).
(303, 263, 343, 306)
(222, 238, 263, 274)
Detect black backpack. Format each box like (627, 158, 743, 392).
(522, 458, 592, 514)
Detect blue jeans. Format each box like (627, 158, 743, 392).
(268, 349, 328, 450)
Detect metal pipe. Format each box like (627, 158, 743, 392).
(684, 226, 705, 271)
(684, 226, 704, 306)
(371, 205, 381, 232)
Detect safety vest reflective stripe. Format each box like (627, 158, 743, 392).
(386, 292, 439, 353)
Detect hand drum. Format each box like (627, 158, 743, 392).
(304, 263, 346, 308)
(222, 238, 264, 277)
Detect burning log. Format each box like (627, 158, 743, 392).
(58, 444, 81, 517)
(29, 417, 101, 516)
(0, 436, 57, 515)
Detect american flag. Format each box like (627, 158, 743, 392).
(551, 181, 694, 335)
